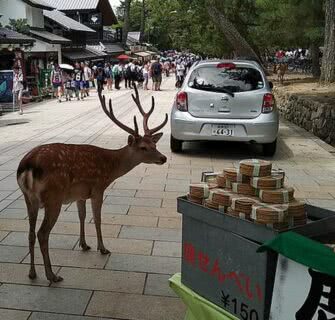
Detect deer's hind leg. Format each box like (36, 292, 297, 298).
(23, 193, 39, 279)
(37, 198, 62, 282)
(91, 193, 110, 255)
(77, 200, 91, 251)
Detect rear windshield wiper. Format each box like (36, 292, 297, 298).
(192, 83, 235, 97)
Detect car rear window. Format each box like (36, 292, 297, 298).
(188, 65, 264, 94)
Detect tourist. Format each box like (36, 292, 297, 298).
(50, 64, 63, 103)
(143, 62, 150, 90)
(150, 58, 162, 91)
(74, 62, 84, 100)
(112, 62, 122, 90)
(82, 62, 92, 97)
(12, 66, 24, 114)
(104, 63, 113, 91)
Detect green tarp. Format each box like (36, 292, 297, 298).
(169, 273, 238, 320)
(258, 231, 335, 277)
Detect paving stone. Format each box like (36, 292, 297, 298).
(104, 189, 136, 197)
(0, 284, 92, 314)
(52, 267, 145, 293)
(0, 177, 18, 191)
(29, 312, 115, 320)
(105, 253, 181, 274)
(119, 226, 181, 242)
(0, 199, 13, 211)
(86, 291, 186, 320)
(128, 206, 179, 217)
(66, 202, 128, 215)
(158, 217, 182, 229)
(145, 273, 176, 297)
(152, 241, 182, 257)
(0, 231, 9, 241)
(162, 198, 177, 208)
(165, 184, 189, 192)
(1, 232, 78, 249)
(0, 309, 30, 320)
(104, 196, 162, 207)
(100, 214, 158, 227)
(113, 182, 165, 191)
(0, 191, 12, 201)
(0, 208, 27, 219)
(135, 190, 181, 199)
(5, 189, 23, 200)
(23, 248, 108, 269)
(75, 237, 153, 255)
(0, 245, 28, 263)
(0, 263, 59, 286)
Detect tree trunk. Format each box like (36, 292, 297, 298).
(122, 0, 132, 46)
(310, 42, 321, 78)
(206, 6, 261, 63)
(320, 0, 335, 83)
(140, 0, 145, 43)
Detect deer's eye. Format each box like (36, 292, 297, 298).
(140, 147, 147, 151)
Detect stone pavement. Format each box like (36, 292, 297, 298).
(0, 77, 335, 320)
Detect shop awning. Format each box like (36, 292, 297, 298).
(22, 0, 55, 10)
(43, 10, 96, 33)
(103, 43, 124, 55)
(62, 47, 107, 62)
(0, 28, 35, 45)
(134, 51, 151, 58)
(30, 29, 71, 44)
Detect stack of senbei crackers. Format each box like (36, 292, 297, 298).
(187, 159, 307, 231)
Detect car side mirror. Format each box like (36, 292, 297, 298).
(269, 81, 274, 89)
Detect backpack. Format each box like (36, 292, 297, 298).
(52, 71, 61, 84)
(152, 63, 161, 76)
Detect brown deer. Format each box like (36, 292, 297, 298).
(17, 86, 168, 283)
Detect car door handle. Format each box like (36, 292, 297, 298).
(221, 97, 229, 102)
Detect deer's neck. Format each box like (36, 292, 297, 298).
(105, 146, 140, 181)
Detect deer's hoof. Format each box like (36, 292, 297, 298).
(100, 248, 111, 255)
(80, 243, 91, 251)
(48, 274, 64, 283)
(29, 270, 37, 279)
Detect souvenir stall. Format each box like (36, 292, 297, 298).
(171, 159, 335, 320)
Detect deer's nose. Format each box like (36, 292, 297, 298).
(160, 155, 167, 164)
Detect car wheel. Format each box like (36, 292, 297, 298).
(170, 135, 183, 152)
(262, 139, 277, 157)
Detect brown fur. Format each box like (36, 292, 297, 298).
(17, 88, 168, 283)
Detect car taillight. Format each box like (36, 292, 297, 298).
(176, 91, 188, 111)
(262, 93, 275, 113)
(217, 63, 236, 69)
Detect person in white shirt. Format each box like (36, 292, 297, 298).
(82, 62, 92, 97)
(13, 66, 24, 115)
(176, 62, 185, 88)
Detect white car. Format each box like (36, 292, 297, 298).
(170, 60, 279, 156)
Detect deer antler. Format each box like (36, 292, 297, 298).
(99, 91, 139, 136)
(131, 85, 168, 136)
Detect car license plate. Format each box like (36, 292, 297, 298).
(212, 124, 234, 136)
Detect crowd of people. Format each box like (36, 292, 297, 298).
(12, 52, 201, 114)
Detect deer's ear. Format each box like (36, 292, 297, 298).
(128, 135, 136, 146)
(151, 132, 163, 143)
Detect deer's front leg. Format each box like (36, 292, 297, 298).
(91, 194, 110, 255)
(77, 200, 91, 251)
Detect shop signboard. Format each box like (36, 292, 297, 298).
(0, 70, 13, 103)
(270, 255, 335, 320)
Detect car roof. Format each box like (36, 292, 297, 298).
(195, 59, 262, 69)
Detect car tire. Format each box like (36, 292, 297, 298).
(170, 135, 183, 152)
(262, 139, 277, 157)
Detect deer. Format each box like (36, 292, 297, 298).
(17, 85, 168, 283)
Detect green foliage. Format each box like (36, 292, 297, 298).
(116, 0, 326, 57)
(7, 19, 30, 34)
